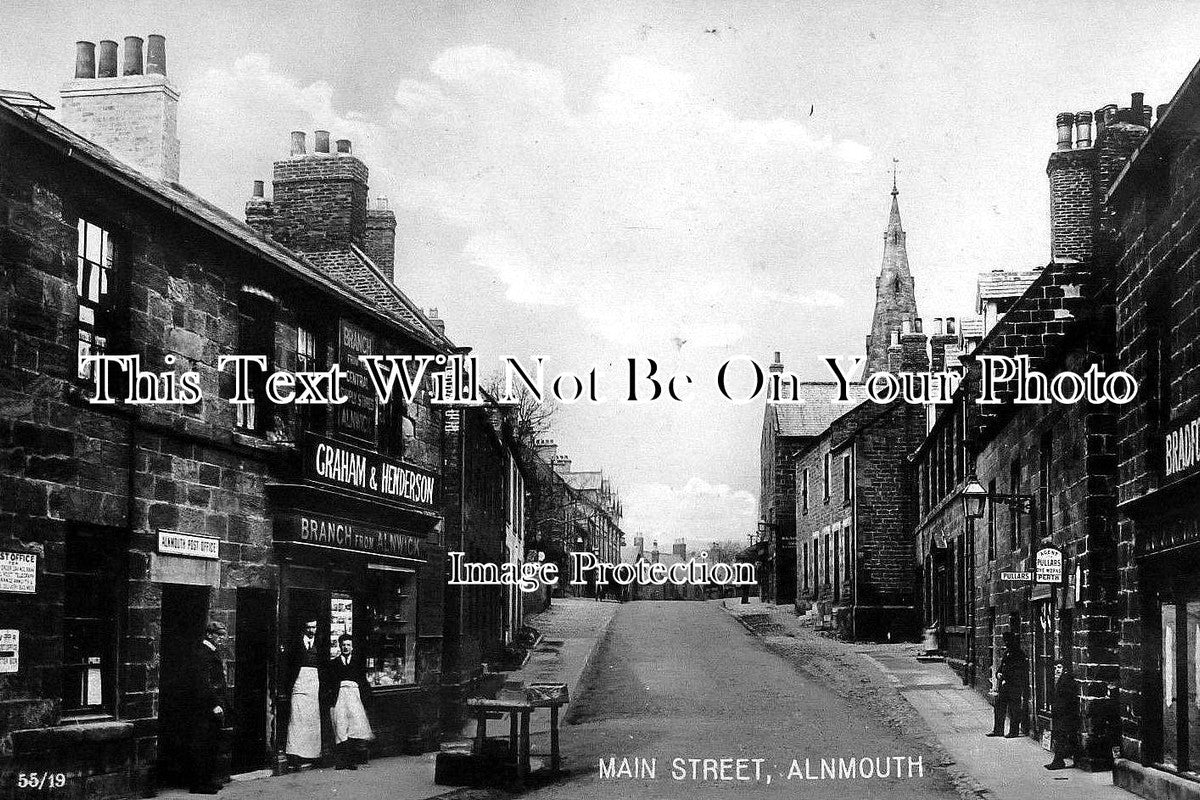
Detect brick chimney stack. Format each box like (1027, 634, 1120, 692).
(245, 180, 273, 238)
(61, 35, 180, 183)
(929, 317, 959, 373)
(900, 318, 929, 372)
(270, 130, 369, 253)
(425, 308, 446, 336)
(1047, 95, 1149, 262)
(365, 196, 397, 275)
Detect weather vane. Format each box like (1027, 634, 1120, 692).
(892, 157, 899, 195)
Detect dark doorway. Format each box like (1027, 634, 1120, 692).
(232, 588, 276, 774)
(158, 584, 210, 787)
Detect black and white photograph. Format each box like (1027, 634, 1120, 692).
(2, 2, 1200, 800)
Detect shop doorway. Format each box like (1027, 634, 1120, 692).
(232, 588, 275, 774)
(157, 584, 210, 787)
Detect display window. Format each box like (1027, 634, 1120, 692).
(362, 568, 418, 687)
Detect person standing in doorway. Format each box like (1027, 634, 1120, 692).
(1046, 661, 1080, 769)
(189, 621, 229, 795)
(323, 634, 374, 770)
(987, 632, 1028, 738)
(285, 618, 323, 770)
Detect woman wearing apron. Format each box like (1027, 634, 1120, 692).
(284, 619, 322, 769)
(325, 634, 374, 769)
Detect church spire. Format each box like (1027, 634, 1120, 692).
(864, 170, 918, 375)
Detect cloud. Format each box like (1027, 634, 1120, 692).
(621, 477, 758, 550)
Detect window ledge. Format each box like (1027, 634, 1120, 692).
(12, 718, 133, 753)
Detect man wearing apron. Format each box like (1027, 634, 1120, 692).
(284, 619, 322, 769)
(324, 634, 374, 769)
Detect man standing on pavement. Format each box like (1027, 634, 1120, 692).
(323, 634, 374, 769)
(190, 620, 229, 795)
(285, 618, 323, 770)
(986, 632, 1028, 739)
(1045, 661, 1080, 769)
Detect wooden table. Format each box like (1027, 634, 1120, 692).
(465, 695, 567, 784)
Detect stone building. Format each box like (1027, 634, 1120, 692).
(912, 96, 1146, 768)
(1106, 59, 1200, 800)
(0, 36, 460, 797)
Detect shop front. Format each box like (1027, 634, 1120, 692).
(268, 433, 445, 766)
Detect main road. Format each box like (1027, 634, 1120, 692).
(523, 600, 959, 800)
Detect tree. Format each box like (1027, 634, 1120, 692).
(485, 373, 558, 450)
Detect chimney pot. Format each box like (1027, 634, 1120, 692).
(97, 40, 118, 78)
(902, 319, 912, 335)
(376, 196, 389, 210)
(914, 317, 923, 334)
(1132, 92, 1145, 119)
(773, 351, 781, 362)
(1055, 112, 1074, 151)
(933, 317, 943, 334)
(890, 330, 900, 346)
(290, 131, 307, 156)
(75, 41, 96, 79)
(252, 180, 264, 198)
(1143, 105, 1153, 128)
(1073, 111, 1093, 149)
(946, 317, 957, 334)
(314, 130, 331, 153)
(335, 138, 352, 154)
(146, 34, 166, 75)
(122, 36, 144, 76)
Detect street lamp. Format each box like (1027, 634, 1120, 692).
(959, 475, 1033, 519)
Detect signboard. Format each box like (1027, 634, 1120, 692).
(157, 531, 220, 560)
(1001, 571, 1033, 582)
(0, 551, 37, 594)
(302, 433, 438, 511)
(330, 595, 353, 658)
(1036, 547, 1064, 584)
(0, 630, 18, 673)
(336, 319, 378, 443)
(276, 511, 426, 562)
(1165, 414, 1200, 481)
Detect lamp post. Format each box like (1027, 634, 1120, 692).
(958, 476, 1034, 687)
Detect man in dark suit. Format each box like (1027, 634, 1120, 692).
(987, 632, 1028, 738)
(190, 620, 229, 794)
(323, 634, 374, 770)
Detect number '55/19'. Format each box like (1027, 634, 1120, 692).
(17, 773, 67, 789)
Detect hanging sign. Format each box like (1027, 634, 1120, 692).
(0, 551, 37, 594)
(1035, 547, 1064, 584)
(336, 319, 378, 444)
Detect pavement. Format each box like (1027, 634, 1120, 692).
(722, 598, 1134, 800)
(157, 597, 618, 800)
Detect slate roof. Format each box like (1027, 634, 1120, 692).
(772, 382, 870, 438)
(976, 268, 1041, 304)
(0, 95, 453, 352)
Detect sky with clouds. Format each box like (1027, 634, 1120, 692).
(5, 0, 1200, 552)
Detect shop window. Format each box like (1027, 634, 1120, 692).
(61, 525, 126, 716)
(1034, 599, 1057, 715)
(234, 287, 277, 435)
(363, 569, 418, 686)
(1163, 602, 1180, 769)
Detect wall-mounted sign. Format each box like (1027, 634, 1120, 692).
(1001, 571, 1033, 582)
(157, 531, 220, 560)
(336, 319, 378, 444)
(330, 594, 353, 658)
(0, 551, 37, 594)
(1165, 415, 1200, 482)
(0, 630, 18, 673)
(1035, 547, 1064, 584)
(302, 433, 437, 511)
(275, 511, 426, 561)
